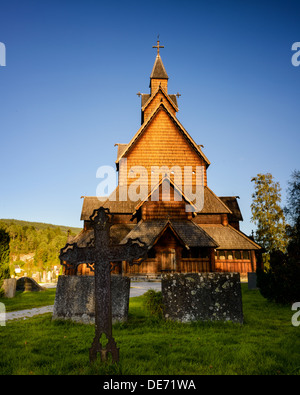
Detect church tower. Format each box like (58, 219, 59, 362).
(139, 39, 179, 124)
(150, 39, 169, 93)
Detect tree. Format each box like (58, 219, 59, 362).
(257, 249, 300, 304)
(285, 170, 300, 260)
(285, 170, 300, 225)
(256, 171, 300, 304)
(251, 173, 287, 255)
(0, 228, 10, 281)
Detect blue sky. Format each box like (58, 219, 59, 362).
(0, 0, 299, 235)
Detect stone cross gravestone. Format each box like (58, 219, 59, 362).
(59, 207, 147, 363)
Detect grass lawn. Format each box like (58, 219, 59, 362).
(0, 285, 299, 375)
(2, 289, 56, 312)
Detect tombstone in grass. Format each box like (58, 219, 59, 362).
(1, 278, 17, 298)
(16, 277, 45, 292)
(58, 207, 147, 363)
(162, 273, 244, 324)
(247, 272, 257, 290)
(53, 275, 131, 324)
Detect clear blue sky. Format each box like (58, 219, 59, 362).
(0, 0, 299, 236)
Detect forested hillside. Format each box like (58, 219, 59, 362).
(0, 219, 81, 275)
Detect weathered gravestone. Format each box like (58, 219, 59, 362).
(1, 278, 17, 298)
(16, 277, 45, 292)
(53, 274, 130, 324)
(162, 273, 243, 324)
(247, 272, 257, 290)
(58, 207, 147, 363)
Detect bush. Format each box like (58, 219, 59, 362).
(143, 289, 164, 319)
(257, 250, 300, 304)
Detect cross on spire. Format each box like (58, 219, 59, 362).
(152, 36, 164, 56)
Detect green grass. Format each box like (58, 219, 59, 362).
(2, 289, 56, 312)
(0, 285, 299, 375)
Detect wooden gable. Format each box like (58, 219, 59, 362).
(118, 104, 209, 188)
(142, 85, 178, 122)
(135, 177, 197, 221)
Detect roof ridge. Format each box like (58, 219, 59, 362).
(141, 84, 178, 112)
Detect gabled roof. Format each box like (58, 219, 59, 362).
(198, 187, 233, 214)
(115, 102, 210, 166)
(133, 176, 197, 214)
(219, 196, 243, 221)
(81, 184, 235, 221)
(66, 223, 137, 248)
(141, 84, 179, 113)
(142, 93, 178, 108)
(199, 224, 261, 250)
(150, 55, 169, 80)
(121, 219, 218, 249)
(80, 188, 137, 221)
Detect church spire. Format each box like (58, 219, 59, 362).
(150, 37, 168, 94)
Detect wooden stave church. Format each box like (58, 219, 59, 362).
(64, 40, 261, 279)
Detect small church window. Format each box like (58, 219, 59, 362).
(219, 250, 226, 260)
(227, 251, 233, 260)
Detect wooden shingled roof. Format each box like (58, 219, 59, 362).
(81, 184, 236, 221)
(68, 220, 259, 252)
(198, 187, 232, 214)
(150, 54, 169, 80)
(67, 223, 137, 249)
(80, 189, 138, 221)
(199, 224, 260, 250)
(219, 196, 243, 221)
(121, 219, 218, 249)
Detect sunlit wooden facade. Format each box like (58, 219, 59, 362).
(64, 41, 260, 279)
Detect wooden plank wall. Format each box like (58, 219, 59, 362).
(214, 259, 255, 274)
(119, 109, 207, 188)
(144, 91, 176, 121)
